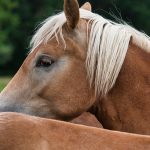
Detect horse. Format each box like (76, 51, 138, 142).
(71, 112, 103, 128)
(0, 0, 149, 135)
(0, 112, 150, 150)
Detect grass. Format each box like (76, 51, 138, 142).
(0, 77, 11, 91)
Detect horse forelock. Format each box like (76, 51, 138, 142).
(30, 9, 150, 97)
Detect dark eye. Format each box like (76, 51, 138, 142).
(36, 55, 54, 68)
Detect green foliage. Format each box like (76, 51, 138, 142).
(0, 0, 149, 75)
(0, 77, 11, 91)
(0, 0, 19, 65)
(115, 0, 150, 34)
(0, 0, 63, 74)
(0, 45, 13, 64)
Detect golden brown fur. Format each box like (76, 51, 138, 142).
(71, 112, 103, 128)
(64, 0, 79, 29)
(0, 0, 149, 136)
(94, 43, 150, 135)
(0, 112, 150, 150)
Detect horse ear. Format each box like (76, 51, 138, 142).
(81, 2, 92, 11)
(64, 0, 80, 29)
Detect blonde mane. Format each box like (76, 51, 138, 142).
(30, 9, 150, 97)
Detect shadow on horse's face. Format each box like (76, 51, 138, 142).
(0, 2, 96, 119)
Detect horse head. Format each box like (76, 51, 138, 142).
(0, 1, 96, 120)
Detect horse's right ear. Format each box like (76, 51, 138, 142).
(64, 0, 80, 29)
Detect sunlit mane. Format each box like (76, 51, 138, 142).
(30, 9, 150, 97)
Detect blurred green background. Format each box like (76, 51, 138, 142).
(0, 0, 150, 91)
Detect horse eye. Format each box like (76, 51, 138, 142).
(36, 56, 54, 68)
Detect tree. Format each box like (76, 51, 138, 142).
(0, 0, 19, 65)
(0, 0, 149, 75)
(0, 0, 63, 74)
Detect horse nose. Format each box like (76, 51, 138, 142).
(0, 98, 22, 113)
(0, 104, 21, 113)
(0, 92, 21, 112)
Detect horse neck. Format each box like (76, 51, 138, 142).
(89, 42, 150, 134)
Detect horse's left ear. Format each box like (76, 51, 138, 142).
(81, 2, 92, 11)
(64, 0, 80, 29)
